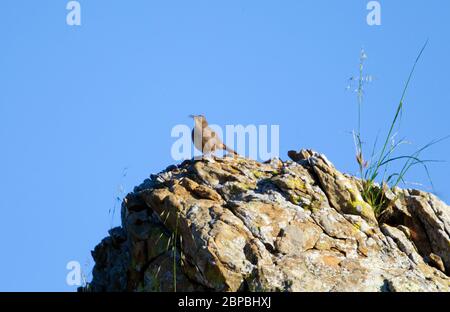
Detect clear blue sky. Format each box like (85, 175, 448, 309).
(0, 0, 449, 291)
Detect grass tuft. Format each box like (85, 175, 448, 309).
(349, 41, 448, 216)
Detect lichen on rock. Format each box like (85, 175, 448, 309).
(84, 150, 450, 292)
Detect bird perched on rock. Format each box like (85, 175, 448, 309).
(190, 115, 238, 156)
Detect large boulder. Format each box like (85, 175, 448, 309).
(85, 151, 450, 292)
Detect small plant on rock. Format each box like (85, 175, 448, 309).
(348, 41, 448, 216)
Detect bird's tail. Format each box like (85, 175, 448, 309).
(221, 144, 238, 156)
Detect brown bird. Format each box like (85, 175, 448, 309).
(190, 115, 238, 156)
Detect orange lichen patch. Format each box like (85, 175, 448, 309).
(320, 255, 342, 268)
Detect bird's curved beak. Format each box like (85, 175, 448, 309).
(189, 114, 196, 119)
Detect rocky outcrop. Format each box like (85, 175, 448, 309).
(85, 150, 450, 292)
